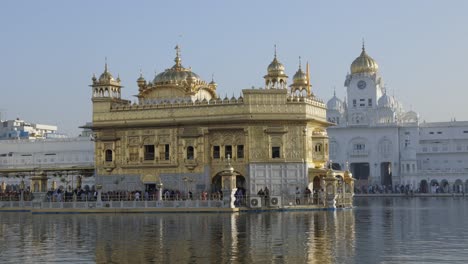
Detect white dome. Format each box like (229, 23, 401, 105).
(327, 94, 344, 112)
(378, 93, 395, 109)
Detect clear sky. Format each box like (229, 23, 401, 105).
(1, 0, 467, 136)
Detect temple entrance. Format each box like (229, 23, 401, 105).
(380, 162, 392, 187)
(350, 162, 369, 191)
(211, 173, 246, 193)
(420, 180, 428, 193)
(312, 176, 321, 191)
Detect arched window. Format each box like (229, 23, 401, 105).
(187, 146, 194, 160)
(315, 143, 323, 153)
(105, 149, 113, 162)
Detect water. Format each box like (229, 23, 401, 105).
(1, 197, 468, 263)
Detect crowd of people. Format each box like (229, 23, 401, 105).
(0, 189, 33, 201)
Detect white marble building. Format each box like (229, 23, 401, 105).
(327, 45, 468, 193)
(0, 132, 95, 191)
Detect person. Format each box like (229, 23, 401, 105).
(135, 191, 140, 201)
(295, 187, 301, 205)
(257, 188, 264, 206)
(305, 187, 311, 204)
(264, 186, 270, 206)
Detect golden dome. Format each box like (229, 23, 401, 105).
(152, 45, 204, 85)
(292, 59, 308, 85)
(267, 57, 286, 76)
(350, 45, 378, 74)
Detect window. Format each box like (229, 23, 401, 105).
(105, 149, 113, 162)
(272, 147, 280, 158)
(144, 145, 155, 160)
(225, 145, 232, 158)
(437, 131, 442, 134)
(354, 144, 365, 150)
(353, 99, 356, 107)
(164, 144, 170, 160)
(213, 146, 220, 159)
(429, 132, 434, 135)
(405, 139, 410, 147)
(237, 145, 244, 159)
(315, 143, 322, 152)
(186, 146, 194, 160)
(368, 99, 372, 107)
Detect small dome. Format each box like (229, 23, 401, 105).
(327, 93, 344, 112)
(293, 67, 307, 85)
(99, 70, 114, 82)
(350, 46, 379, 74)
(378, 93, 395, 108)
(267, 57, 285, 75)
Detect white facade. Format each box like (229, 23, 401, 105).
(0, 118, 61, 140)
(327, 46, 468, 193)
(0, 135, 95, 191)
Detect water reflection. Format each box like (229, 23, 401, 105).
(0, 210, 355, 263)
(2, 198, 468, 263)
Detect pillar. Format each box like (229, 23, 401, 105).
(324, 169, 337, 209)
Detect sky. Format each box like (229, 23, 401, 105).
(1, 0, 468, 136)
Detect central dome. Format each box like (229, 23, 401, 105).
(152, 45, 204, 85)
(350, 46, 379, 74)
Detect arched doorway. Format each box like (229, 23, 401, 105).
(419, 180, 429, 193)
(380, 162, 392, 187)
(440, 180, 449, 193)
(453, 179, 463, 193)
(312, 176, 321, 192)
(430, 180, 439, 193)
(211, 173, 246, 193)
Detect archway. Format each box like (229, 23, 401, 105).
(312, 176, 321, 192)
(419, 180, 429, 193)
(211, 173, 246, 194)
(453, 179, 463, 193)
(380, 162, 392, 187)
(430, 180, 439, 193)
(440, 180, 449, 193)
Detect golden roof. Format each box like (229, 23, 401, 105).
(152, 45, 204, 85)
(350, 45, 379, 74)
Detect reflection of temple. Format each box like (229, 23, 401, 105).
(88, 46, 353, 205)
(91, 212, 355, 263)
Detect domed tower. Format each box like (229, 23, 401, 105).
(376, 91, 397, 124)
(344, 42, 384, 126)
(326, 90, 345, 125)
(264, 45, 288, 89)
(91, 60, 123, 99)
(290, 57, 312, 97)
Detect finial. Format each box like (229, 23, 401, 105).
(104, 57, 108, 72)
(139, 68, 143, 78)
(211, 73, 215, 82)
(333, 86, 336, 97)
(298, 56, 302, 70)
(362, 38, 365, 51)
(274, 44, 277, 59)
(346, 161, 349, 170)
(174, 45, 182, 67)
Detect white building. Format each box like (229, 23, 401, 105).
(0, 132, 95, 191)
(0, 118, 63, 140)
(326, 45, 468, 193)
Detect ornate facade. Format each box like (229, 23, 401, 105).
(327, 44, 468, 193)
(89, 46, 338, 199)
